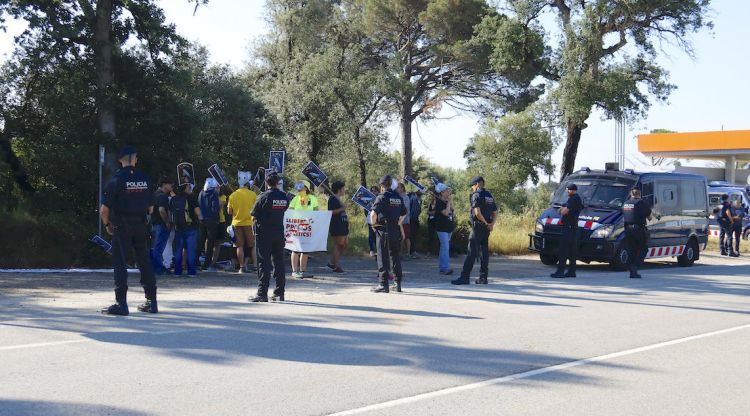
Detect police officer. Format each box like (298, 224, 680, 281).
(100, 146, 158, 315)
(731, 200, 745, 257)
(370, 175, 407, 293)
(622, 188, 652, 278)
(452, 176, 497, 285)
(551, 183, 583, 278)
(249, 172, 290, 302)
(718, 194, 734, 256)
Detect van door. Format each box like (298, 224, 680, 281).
(679, 178, 709, 240)
(650, 177, 683, 249)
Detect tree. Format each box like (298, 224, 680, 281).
(357, 0, 545, 177)
(250, 0, 342, 165)
(464, 109, 553, 204)
(509, 0, 712, 178)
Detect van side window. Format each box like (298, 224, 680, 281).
(641, 181, 654, 206)
(680, 180, 707, 213)
(655, 180, 679, 215)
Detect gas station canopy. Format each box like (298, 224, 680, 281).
(638, 130, 750, 184)
(638, 130, 750, 159)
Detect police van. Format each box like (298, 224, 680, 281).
(706, 181, 750, 240)
(529, 167, 710, 269)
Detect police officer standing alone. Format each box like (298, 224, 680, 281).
(452, 176, 497, 285)
(249, 172, 290, 302)
(551, 183, 583, 279)
(718, 194, 735, 256)
(622, 188, 652, 279)
(100, 146, 158, 315)
(371, 175, 407, 293)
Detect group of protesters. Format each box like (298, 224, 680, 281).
(99, 145, 473, 314)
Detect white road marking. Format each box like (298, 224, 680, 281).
(0, 328, 204, 351)
(0, 339, 89, 351)
(326, 322, 750, 416)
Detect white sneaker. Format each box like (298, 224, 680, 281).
(369, 251, 375, 257)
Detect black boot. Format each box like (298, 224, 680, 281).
(474, 277, 488, 284)
(249, 295, 268, 302)
(391, 281, 402, 292)
(271, 292, 285, 302)
(137, 299, 158, 313)
(101, 302, 129, 316)
(451, 277, 470, 285)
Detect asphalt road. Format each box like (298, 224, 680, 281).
(1, 252, 749, 416)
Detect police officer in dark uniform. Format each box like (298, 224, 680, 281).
(551, 183, 584, 278)
(718, 194, 734, 256)
(731, 200, 745, 257)
(100, 146, 158, 315)
(370, 175, 407, 293)
(452, 176, 497, 285)
(249, 172, 290, 302)
(622, 188, 652, 278)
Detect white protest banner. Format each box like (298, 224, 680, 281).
(284, 210, 332, 253)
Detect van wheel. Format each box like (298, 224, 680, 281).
(743, 229, 750, 241)
(540, 254, 558, 266)
(610, 244, 629, 271)
(678, 239, 699, 267)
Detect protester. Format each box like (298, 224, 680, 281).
(150, 176, 173, 275)
(212, 185, 231, 268)
(249, 172, 289, 302)
(327, 180, 349, 273)
(228, 174, 258, 273)
(731, 200, 745, 257)
(172, 180, 201, 277)
(550, 183, 583, 279)
(289, 180, 318, 278)
(198, 178, 221, 271)
(426, 193, 437, 255)
(622, 188, 652, 279)
(366, 185, 379, 257)
(407, 189, 422, 258)
(452, 176, 497, 285)
(371, 175, 407, 293)
(434, 183, 455, 275)
(99, 146, 158, 315)
(396, 183, 412, 259)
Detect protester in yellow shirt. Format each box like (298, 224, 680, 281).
(228, 180, 257, 274)
(289, 180, 318, 279)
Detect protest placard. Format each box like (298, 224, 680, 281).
(351, 185, 377, 211)
(302, 161, 328, 188)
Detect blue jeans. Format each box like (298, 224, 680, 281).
(437, 232, 452, 272)
(174, 228, 198, 276)
(150, 224, 171, 274)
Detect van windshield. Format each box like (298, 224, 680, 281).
(552, 176, 636, 209)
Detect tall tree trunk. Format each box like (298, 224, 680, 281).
(560, 120, 583, 179)
(353, 126, 367, 187)
(94, 0, 116, 140)
(400, 103, 413, 178)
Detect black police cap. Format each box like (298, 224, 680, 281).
(469, 176, 484, 186)
(379, 175, 392, 186)
(567, 183, 578, 190)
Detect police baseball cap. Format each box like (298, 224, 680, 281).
(265, 172, 280, 185)
(566, 183, 578, 190)
(118, 145, 137, 159)
(469, 176, 484, 186)
(379, 175, 392, 186)
(435, 183, 449, 193)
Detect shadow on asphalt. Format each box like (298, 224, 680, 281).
(0, 400, 152, 416)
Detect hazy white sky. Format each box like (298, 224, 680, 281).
(3, 0, 749, 177)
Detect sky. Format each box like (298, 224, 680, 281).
(2, 0, 749, 178)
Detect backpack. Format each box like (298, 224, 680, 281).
(170, 194, 193, 231)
